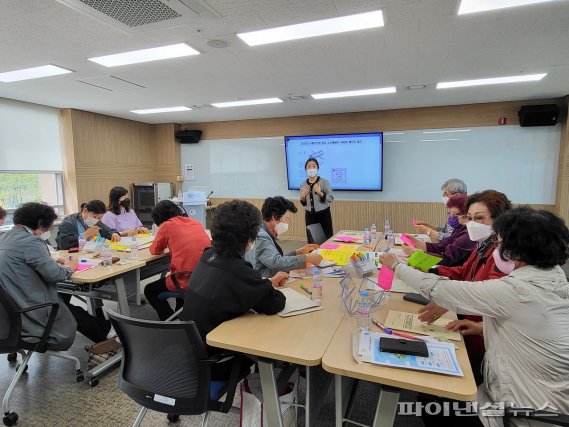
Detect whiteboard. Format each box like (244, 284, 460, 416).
(180, 125, 561, 204)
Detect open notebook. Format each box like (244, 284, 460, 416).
(277, 288, 324, 317)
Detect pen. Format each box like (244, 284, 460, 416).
(371, 318, 427, 341)
(300, 284, 312, 295)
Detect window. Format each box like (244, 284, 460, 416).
(0, 171, 64, 223)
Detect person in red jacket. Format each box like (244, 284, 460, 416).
(418, 189, 513, 385)
(144, 200, 211, 320)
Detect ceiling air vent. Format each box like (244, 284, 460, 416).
(56, 0, 220, 32)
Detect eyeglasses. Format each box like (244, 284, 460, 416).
(462, 214, 492, 224)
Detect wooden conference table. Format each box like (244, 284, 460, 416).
(206, 231, 477, 426)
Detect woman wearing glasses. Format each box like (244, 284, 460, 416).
(401, 194, 476, 267)
(379, 207, 569, 426)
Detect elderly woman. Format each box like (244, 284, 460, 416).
(415, 178, 468, 241)
(379, 207, 569, 427)
(246, 196, 322, 278)
(0, 203, 113, 349)
(402, 194, 475, 267)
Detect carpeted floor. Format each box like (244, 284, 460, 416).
(0, 238, 425, 427)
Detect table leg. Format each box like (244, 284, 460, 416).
(114, 276, 130, 316)
(306, 364, 333, 426)
(258, 360, 283, 427)
(335, 375, 357, 427)
(372, 386, 400, 427)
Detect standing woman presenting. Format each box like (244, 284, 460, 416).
(300, 158, 334, 239)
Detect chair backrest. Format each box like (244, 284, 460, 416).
(306, 223, 327, 245)
(106, 308, 212, 416)
(0, 279, 23, 353)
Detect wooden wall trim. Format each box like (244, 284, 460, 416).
(555, 96, 569, 222)
(59, 109, 78, 213)
(184, 98, 562, 140)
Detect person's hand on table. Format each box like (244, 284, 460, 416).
(138, 227, 149, 234)
(111, 233, 121, 242)
(402, 244, 417, 256)
(64, 257, 79, 271)
(56, 257, 66, 265)
(270, 271, 289, 287)
(83, 226, 100, 239)
(418, 301, 448, 324)
(296, 243, 319, 254)
(123, 229, 138, 237)
(378, 253, 399, 270)
(306, 253, 323, 266)
(414, 224, 432, 235)
(446, 319, 483, 336)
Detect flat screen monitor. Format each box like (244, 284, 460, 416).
(285, 132, 383, 191)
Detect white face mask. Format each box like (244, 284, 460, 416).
(442, 196, 449, 205)
(466, 221, 493, 242)
(274, 222, 289, 235)
(246, 241, 255, 253)
(40, 230, 51, 241)
(85, 216, 99, 227)
(307, 168, 318, 178)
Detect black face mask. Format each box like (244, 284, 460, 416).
(120, 198, 131, 209)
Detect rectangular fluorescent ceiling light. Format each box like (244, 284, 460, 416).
(458, 0, 558, 14)
(0, 65, 72, 82)
(437, 73, 546, 89)
(423, 129, 471, 134)
(237, 10, 384, 46)
(88, 43, 199, 67)
(421, 138, 461, 142)
(131, 106, 192, 114)
(312, 86, 396, 100)
(212, 98, 283, 108)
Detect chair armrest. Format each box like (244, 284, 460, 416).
(15, 302, 57, 314)
(16, 302, 60, 353)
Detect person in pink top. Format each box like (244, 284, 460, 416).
(102, 186, 148, 237)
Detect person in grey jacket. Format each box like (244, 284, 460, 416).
(379, 207, 569, 427)
(300, 158, 334, 239)
(56, 200, 120, 250)
(0, 203, 112, 350)
(246, 196, 322, 278)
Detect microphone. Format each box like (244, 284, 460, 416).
(206, 191, 213, 206)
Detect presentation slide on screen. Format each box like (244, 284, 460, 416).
(285, 133, 383, 190)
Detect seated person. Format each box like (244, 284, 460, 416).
(102, 186, 148, 237)
(402, 194, 476, 267)
(414, 178, 468, 241)
(246, 196, 322, 278)
(379, 207, 569, 425)
(143, 200, 211, 320)
(0, 206, 6, 226)
(181, 200, 287, 379)
(0, 203, 113, 349)
(56, 200, 120, 250)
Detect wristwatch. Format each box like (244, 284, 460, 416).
(427, 229, 432, 237)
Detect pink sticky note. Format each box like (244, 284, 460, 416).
(336, 235, 358, 242)
(378, 266, 394, 290)
(321, 243, 341, 249)
(400, 234, 415, 247)
(412, 217, 418, 225)
(76, 264, 97, 272)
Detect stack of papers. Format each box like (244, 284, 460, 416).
(315, 245, 359, 266)
(384, 311, 462, 341)
(277, 288, 323, 317)
(357, 331, 463, 376)
(109, 234, 156, 252)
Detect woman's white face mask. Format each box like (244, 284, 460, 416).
(466, 221, 493, 242)
(274, 222, 289, 235)
(84, 215, 99, 227)
(306, 168, 318, 178)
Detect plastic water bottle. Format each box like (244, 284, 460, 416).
(357, 290, 371, 331)
(101, 244, 112, 267)
(311, 268, 323, 304)
(370, 223, 377, 240)
(363, 227, 371, 245)
(384, 219, 391, 238)
(78, 233, 86, 251)
(130, 237, 139, 260)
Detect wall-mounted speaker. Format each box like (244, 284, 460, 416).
(175, 129, 202, 144)
(518, 104, 560, 127)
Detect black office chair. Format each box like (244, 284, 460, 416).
(504, 407, 569, 426)
(306, 223, 327, 245)
(106, 308, 246, 427)
(0, 281, 83, 426)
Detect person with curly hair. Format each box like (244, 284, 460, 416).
(379, 207, 569, 427)
(246, 196, 322, 278)
(143, 200, 211, 320)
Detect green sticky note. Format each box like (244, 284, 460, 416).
(406, 250, 442, 272)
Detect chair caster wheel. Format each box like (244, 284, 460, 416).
(88, 377, 99, 387)
(3, 411, 18, 426)
(167, 413, 180, 422)
(76, 370, 84, 382)
(15, 364, 27, 374)
(7, 353, 17, 363)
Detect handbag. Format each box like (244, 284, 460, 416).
(240, 372, 298, 427)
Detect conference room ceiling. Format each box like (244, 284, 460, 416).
(1, 0, 568, 125)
